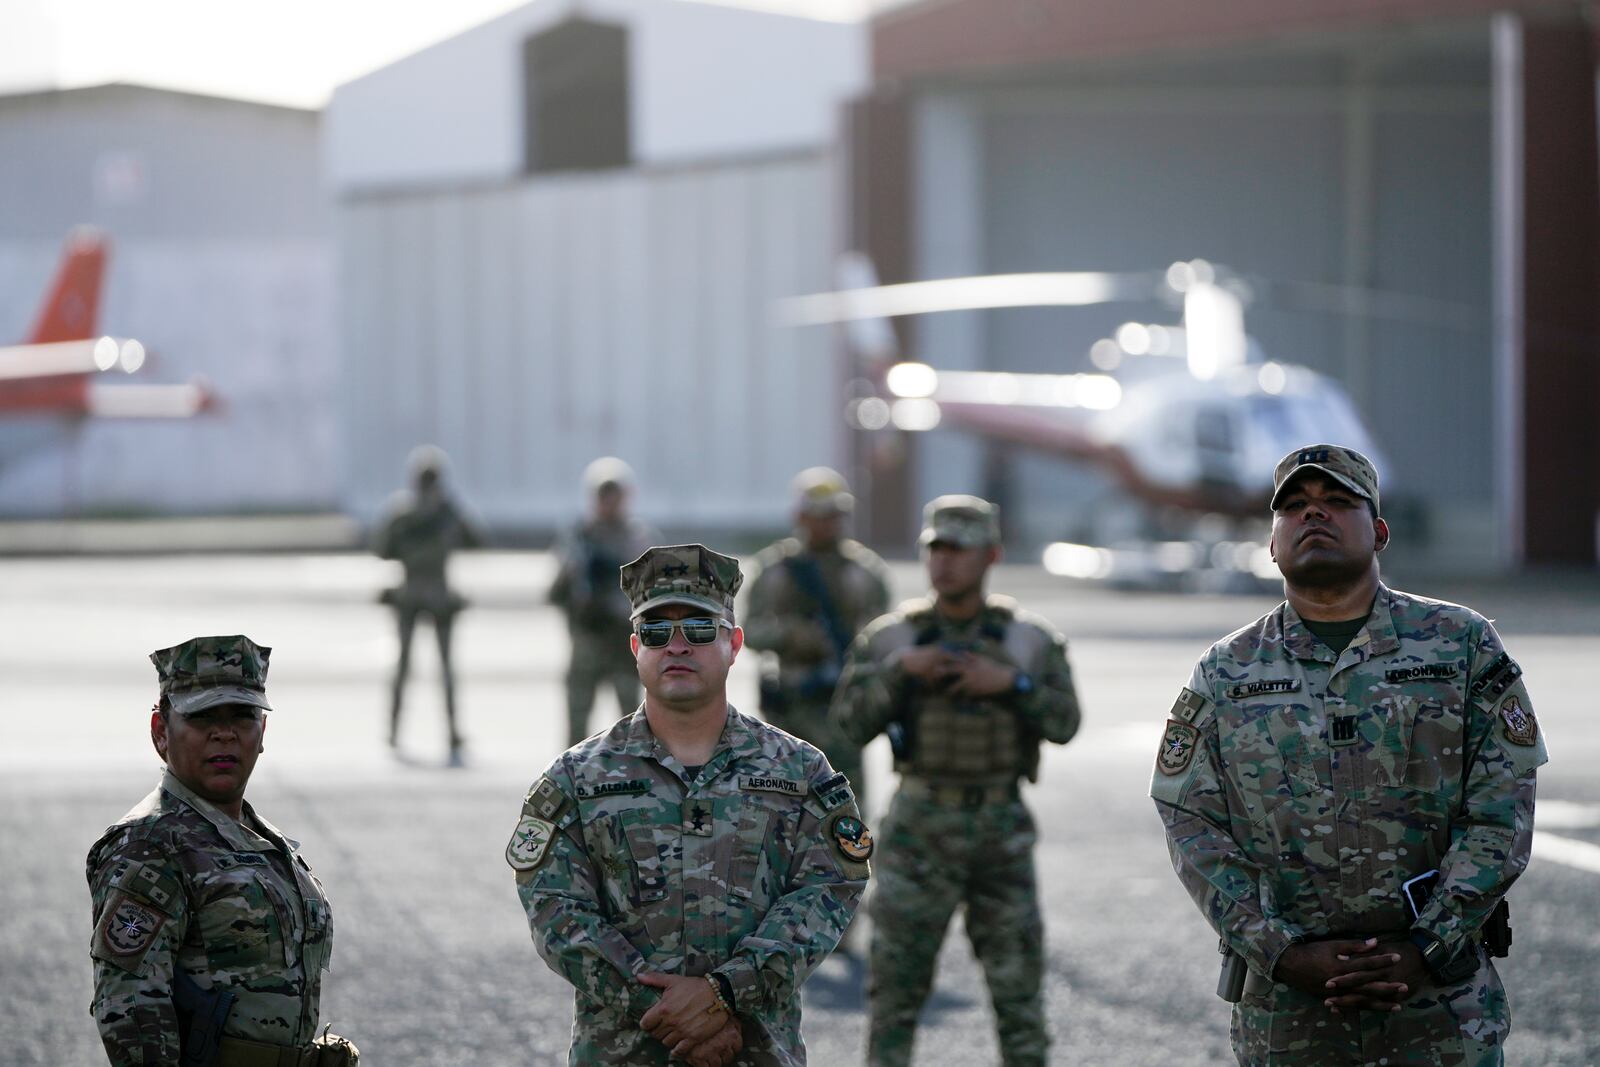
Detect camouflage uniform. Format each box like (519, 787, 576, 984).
(510, 544, 870, 1066)
(1151, 446, 1548, 1067)
(831, 498, 1082, 1067)
(372, 446, 481, 752)
(550, 514, 657, 746)
(743, 530, 891, 814)
(86, 637, 342, 1066)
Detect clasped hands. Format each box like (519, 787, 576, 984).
(638, 973, 742, 1066)
(896, 644, 1017, 698)
(1273, 938, 1429, 1014)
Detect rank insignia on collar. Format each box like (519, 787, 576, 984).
(506, 814, 556, 871)
(1499, 696, 1538, 746)
(1157, 720, 1200, 776)
(831, 815, 874, 862)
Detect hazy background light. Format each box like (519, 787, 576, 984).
(847, 396, 891, 430)
(1042, 541, 1114, 580)
(1257, 361, 1287, 394)
(1089, 338, 1122, 370)
(889, 397, 941, 431)
(117, 338, 146, 373)
(92, 335, 118, 371)
(1077, 375, 1123, 410)
(885, 361, 938, 398)
(1115, 322, 1151, 356)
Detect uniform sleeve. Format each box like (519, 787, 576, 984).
(87, 834, 187, 1066)
(714, 763, 868, 1016)
(1414, 622, 1548, 955)
(1150, 661, 1306, 978)
(863, 556, 893, 620)
(830, 623, 906, 747)
(1015, 629, 1081, 745)
(512, 776, 663, 1024)
(739, 558, 791, 654)
(547, 532, 578, 608)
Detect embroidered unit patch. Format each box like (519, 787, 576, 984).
(506, 815, 556, 870)
(1499, 696, 1538, 746)
(1158, 720, 1200, 775)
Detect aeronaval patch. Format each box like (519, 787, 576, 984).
(1157, 720, 1200, 776)
(831, 814, 874, 862)
(95, 894, 165, 971)
(1499, 696, 1538, 746)
(739, 774, 804, 797)
(506, 815, 557, 871)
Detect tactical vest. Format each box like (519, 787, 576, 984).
(899, 599, 1036, 781)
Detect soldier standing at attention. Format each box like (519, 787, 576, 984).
(832, 496, 1082, 1067)
(86, 636, 356, 1066)
(1151, 445, 1547, 1066)
(549, 457, 657, 746)
(743, 466, 891, 814)
(373, 444, 481, 763)
(509, 544, 870, 1067)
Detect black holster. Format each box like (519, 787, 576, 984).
(172, 968, 235, 1067)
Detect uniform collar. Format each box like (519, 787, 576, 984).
(1278, 583, 1398, 664)
(160, 767, 281, 853)
(619, 704, 764, 776)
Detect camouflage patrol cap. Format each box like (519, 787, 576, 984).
(150, 635, 272, 716)
(1270, 444, 1380, 515)
(792, 466, 855, 516)
(918, 494, 1001, 548)
(620, 544, 743, 621)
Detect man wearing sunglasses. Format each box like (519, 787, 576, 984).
(832, 497, 1083, 1067)
(510, 544, 871, 1067)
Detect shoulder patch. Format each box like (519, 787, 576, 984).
(812, 772, 855, 811)
(825, 810, 873, 878)
(1157, 720, 1200, 776)
(524, 776, 572, 821)
(1498, 696, 1538, 746)
(93, 893, 168, 973)
(105, 854, 183, 914)
(506, 814, 557, 871)
(1169, 687, 1212, 725)
(1471, 652, 1523, 702)
(740, 774, 805, 797)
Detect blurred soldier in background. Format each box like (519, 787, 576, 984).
(832, 496, 1082, 1067)
(373, 444, 482, 763)
(743, 466, 891, 815)
(1152, 445, 1547, 1066)
(549, 457, 658, 746)
(86, 636, 357, 1066)
(510, 544, 869, 1066)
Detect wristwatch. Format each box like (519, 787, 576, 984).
(1012, 671, 1034, 696)
(1409, 929, 1477, 983)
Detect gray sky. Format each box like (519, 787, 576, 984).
(0, 0, 879, 109)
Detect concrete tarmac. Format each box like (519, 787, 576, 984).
(3, 551, 1595, 1065)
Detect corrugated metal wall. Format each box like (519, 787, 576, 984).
(0, 87, 336, 517)
(339, 151, 843, 534)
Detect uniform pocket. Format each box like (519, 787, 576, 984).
(1402, 699, 1464, 797)
(196, 864, 278, 970)
(1222, 703, 1308, 825)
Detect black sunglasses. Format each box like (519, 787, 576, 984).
(634, 617, 731, 648)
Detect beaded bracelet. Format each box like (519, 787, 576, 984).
(703, 974, 731, 1017)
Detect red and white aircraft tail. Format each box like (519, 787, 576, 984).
(0, 230, 213, 418)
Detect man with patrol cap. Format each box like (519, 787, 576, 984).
(744, 466, 891, 814)
(832, 496, 1082, 1067)
(1151, 444, 1547, 1066)
(373, 444, 482, 761)
(549, 456, 659, 746)
(86, 636, 356, 1066)
(510, 544, 870, 1066)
